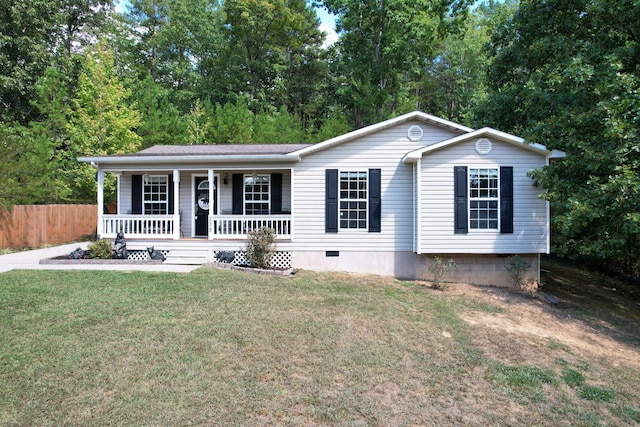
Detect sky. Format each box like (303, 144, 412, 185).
(114, 0, 339, 48)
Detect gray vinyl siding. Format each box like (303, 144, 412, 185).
(291, 121, 461, 251)
(419, 138, 548, 254)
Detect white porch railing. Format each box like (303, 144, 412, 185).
(209, 215, 292, 239)
(101, 215, 176, 239)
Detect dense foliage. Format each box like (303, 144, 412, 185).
(477, 0, 640, 277)
(0, 0, 638, 277)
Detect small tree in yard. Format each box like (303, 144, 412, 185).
(506, 255, 537, 297)
(245, 227, 276, 269)
(426, 256, 456, 290)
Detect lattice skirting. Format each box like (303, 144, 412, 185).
(212, 250, 292, 269)
(127, 249, 170, 261)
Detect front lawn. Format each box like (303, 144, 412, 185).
(0, 267, 638, 426)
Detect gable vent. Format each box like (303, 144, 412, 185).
(407, 125, 424, 142)
(475, 138, 493, 155)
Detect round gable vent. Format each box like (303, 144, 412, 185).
(475, 138, 493, 155)
(407, 125, 424, 142)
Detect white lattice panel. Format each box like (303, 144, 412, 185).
(213, 250, 291, 269)
(127, 249, 170, 261)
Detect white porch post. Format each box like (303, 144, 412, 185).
(208, 168, 214, 240)
(173, 169, 180, 240)
(97, 169, 104, 238)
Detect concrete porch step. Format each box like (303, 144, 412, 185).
(164, 249, 210, 265)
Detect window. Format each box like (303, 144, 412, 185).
(143, 175, 168, 215)
(469, 168, 499, 229)
(244, 174, 270, 214)
(339, 171, 367, 229)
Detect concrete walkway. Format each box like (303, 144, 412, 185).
(0, 242, 200, 274)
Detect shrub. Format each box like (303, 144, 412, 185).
(521, 279, 540, 298)
(88, 239, 113, 259)
(426, 256, 456, 290)
(506, 255, 531, 290)
(245, 227, 276, 269)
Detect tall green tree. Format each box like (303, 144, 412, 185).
(322, 0, 473, 127)
(0, 0, 58, 123)
(0, 0, 116, 124)
(29, 67, 75, 203)
(215, 0, 326, 117)
(68, 42, 142, 202)
(131, 73, 187, 148)
(479, 0, 640, 277)
(415, 1, 511, 125)
(0, 123, 51, 209)
(126, 0, 223, 111)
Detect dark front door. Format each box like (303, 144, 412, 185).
(194, 176, 217, 237)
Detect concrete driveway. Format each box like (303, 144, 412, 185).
(0, 242, 199, 274)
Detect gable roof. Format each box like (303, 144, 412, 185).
(401, 127, 566, 163)
(291, 111, 473, 157)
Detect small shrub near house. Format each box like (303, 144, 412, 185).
(88, 239, 113, 260)
(426, 256, 456, 290)
(506, 255, 534, 293)
(245, 227, 276, 269)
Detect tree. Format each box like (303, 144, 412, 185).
(126, 0, 224, 112)
(0, 124, 51, 209)
(131, 73, 187, 148)
(0, 0, 58, 123)
(322, 0, 473, 127)
(479, 0, 640, 277)
(415, 1, 508, 125)
(68, 42, 142, 202)
(215, 0, 326, 115)
(29, 66, 75, 203)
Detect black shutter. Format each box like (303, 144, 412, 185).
(325, 169, 338, 233)
(232, 173, 243, 214)
(132, 174, 142, 214)
(271, 173, 282, 214)
(168, 174, 174, 215)
(369, 168, 381, 232)
(500, 166, 514, 234)
(454, 166, 468, 234)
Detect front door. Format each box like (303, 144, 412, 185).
(194, 176, 217, 237)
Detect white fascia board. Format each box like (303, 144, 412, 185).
(292, 111, 473, 157)
(402, 127, 555, 163)
(78, 153, 301, 167)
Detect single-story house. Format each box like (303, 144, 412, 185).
(79, 111, 565, 286)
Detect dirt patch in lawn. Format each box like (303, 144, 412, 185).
(448, 260, 640, 376)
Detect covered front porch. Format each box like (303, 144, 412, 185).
(96, 168, 293, 241)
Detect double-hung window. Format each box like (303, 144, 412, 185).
(454, 166, 513, 234)
(143, 175, 168, 215)
(469, 168, 499, 230)
(339, 171, 368, 229)
(244, 174, 270, 214)
(326, 168, 381, 233)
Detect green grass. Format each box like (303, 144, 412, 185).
(0, 268, 638, 426)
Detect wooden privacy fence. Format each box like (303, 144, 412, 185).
(0, 205, 97, 250)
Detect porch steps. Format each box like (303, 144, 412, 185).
(163, 249, 210, 265)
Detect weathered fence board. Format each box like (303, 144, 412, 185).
(0, 205, 97, 249)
